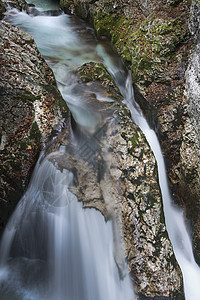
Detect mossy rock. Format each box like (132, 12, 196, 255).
(94, 10, 119, 38)
(60, 0, 190, 90)
(77, 61, 123, 100)
(78, 61, 113, 83)
(112, 14, 189, 85)
(60, 0, 74, 13)
(70, 0, 188, 90)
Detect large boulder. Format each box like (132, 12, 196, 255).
(48, 62, 184, 299)
(0, 20, 68, 234)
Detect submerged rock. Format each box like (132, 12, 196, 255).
(0, 20, 68, 234)
(48, 61, 184, 299)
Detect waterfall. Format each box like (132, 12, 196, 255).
(0, 2, 135, 299)
(1, 1, 200, 299)
(95, 45, 200, 299)
(0, 153, 134, 300)
(123, 74, 200, 300)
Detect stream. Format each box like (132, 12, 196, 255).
(1, 0, 200, 299)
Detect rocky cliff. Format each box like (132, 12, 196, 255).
(60, 0, 200, 266)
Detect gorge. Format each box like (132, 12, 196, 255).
(0, 0, 200, 299)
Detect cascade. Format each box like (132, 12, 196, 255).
(97, 45, 200, 299)
(123, 74, 200, 300)
(0, 1, 135, 299)
(0, 154, 134, 300)
(1, 1, 200, 299)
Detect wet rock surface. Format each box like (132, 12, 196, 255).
(48, 62, 184, 299)
(59, 0, 200, 267)
(6, 0, 28, 11)
(0, 20, 68, 234)
(184, 0, 200, 264)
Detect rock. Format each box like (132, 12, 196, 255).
(6, 0, 28, 11)
(60, 0, 93, 17)
(77, 61, 123, 99)
(60, 0, 75, 14)
(188, 0, 200, 37)
(0, 20, 68, 234)
(47, 61, 184, 299)
(0, 0, 34, 15)
(183, 0, 200, 264)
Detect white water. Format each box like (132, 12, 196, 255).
(1, 1, 200, 299)
(123, 77, 200, 300)
(95, 45, 200, 298)
(0, 155, 134, 300)
(0, 2, 135, 299)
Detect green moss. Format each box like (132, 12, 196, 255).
(60, 0, 72, 9)
(60, 0, 76, 14)
(129, 134, 139, 148)
(140, 55, 153, 69)
(59, 99, 68, 117)
(14, 92, 38, 104)
(92, 1, 188, 86)
(18, 140, 27, 151)
(24, 38, 34, 44)
(78, 62, 112, 82)
(42, 84, 68, 118)
(0, 1, 6, 20)
(94, 13, 118, 38)
(29, 122, 41, 145)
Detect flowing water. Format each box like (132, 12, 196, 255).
(1, 0, 200, 299)
(0, 154, 134, 300)
(123, 78, 200, 300)
(0, 2, 135, 300)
